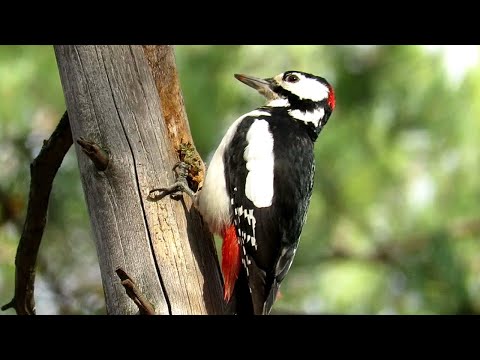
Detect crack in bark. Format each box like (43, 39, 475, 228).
(99, 46, 172, 314)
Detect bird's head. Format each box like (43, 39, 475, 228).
(235, 70, 335, 138)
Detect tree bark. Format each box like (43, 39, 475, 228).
(54, 45, 224, 315)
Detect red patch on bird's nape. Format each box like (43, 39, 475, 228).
(327, 84, 336, 110)
(221, 224, 241, 302)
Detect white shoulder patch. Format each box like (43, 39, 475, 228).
(197, 109, 270, 234)
(243, 120, 275, 208)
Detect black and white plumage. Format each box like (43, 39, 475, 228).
(197, 70, 336, 315)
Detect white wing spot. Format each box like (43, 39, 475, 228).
(243, 208, 255, 226)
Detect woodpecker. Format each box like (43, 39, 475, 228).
(195, 70, 336, 314)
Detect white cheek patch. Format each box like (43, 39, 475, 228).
(282, 73, 329, 102)
(288, 107, 325, 127)
(243, 120, 274, 208)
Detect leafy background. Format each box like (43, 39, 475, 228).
(1, 45, 479, 314)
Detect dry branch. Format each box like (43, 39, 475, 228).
(116, 268, 156, 315)
(1, 111, 72, 315)
(77, 137, 109, 171)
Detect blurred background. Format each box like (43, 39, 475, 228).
(1, 45, 479, 315)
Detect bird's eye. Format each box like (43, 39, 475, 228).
(284, 74, 299, 83)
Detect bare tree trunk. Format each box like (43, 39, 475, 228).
(54, 45, 224, 315)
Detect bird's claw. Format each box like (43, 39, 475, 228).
(148, 161, 197, 202)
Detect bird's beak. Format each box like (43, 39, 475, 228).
(234, 74, 277, 99)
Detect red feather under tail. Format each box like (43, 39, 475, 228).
(221, 224, 241, 302)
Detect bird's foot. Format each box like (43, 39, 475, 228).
(148, 162, 197, 202)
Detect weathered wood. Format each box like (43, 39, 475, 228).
(54, 45, 224, 314)
(143, 45, 206, 189)
(142, 45, 224, 314)
(142, 46, 194, 151)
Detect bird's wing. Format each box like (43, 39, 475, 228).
(224, 115, 315, 314)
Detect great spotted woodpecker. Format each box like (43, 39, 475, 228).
(195, 70, 336, 314)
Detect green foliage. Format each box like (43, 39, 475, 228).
(1, 45, 479, 314)
(0, 46, 101, 314)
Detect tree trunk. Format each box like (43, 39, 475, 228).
(54, 45, 224, 315)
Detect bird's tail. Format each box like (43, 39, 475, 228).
(230, 268, 254, 315)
